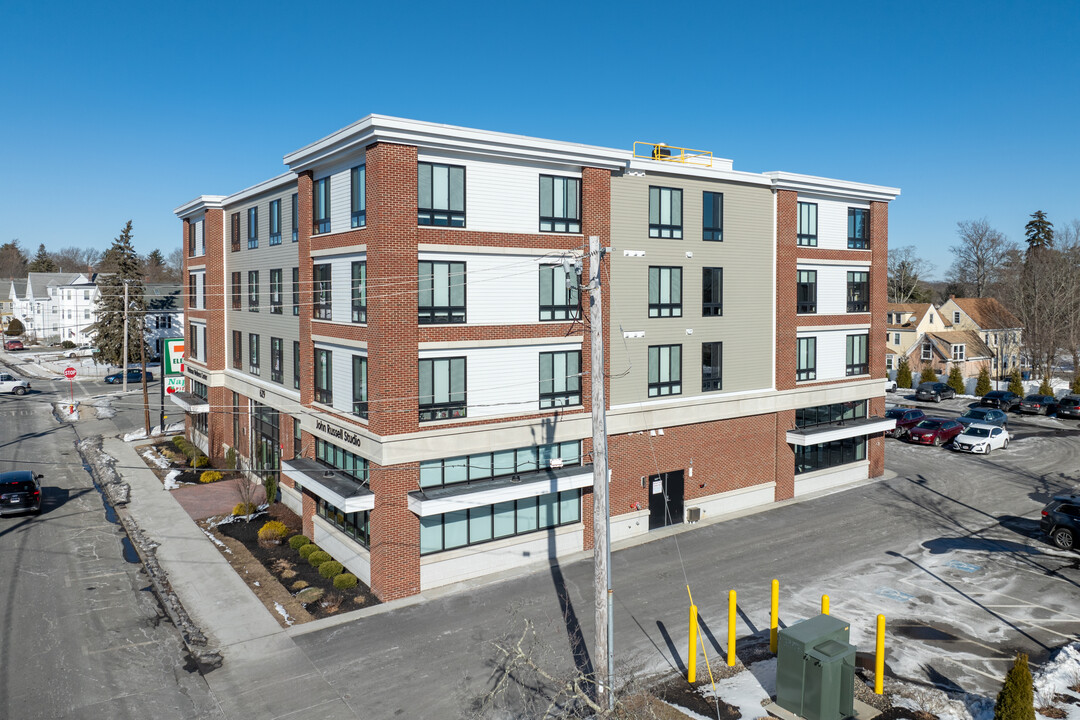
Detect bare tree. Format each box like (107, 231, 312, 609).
(1005, 246, 1072, 381)
(947, 219, 1015, 298)
(887, 245, 933, 303)
(1056, 220, 1080, 375)
(165, 248, 184, 282)
(50, 246, 101, 274)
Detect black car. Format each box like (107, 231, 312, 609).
(0, 470, 42, 516)
(1057, 396, 1080, 419)
(980, 390, 1021, 411)
(1041, 494, 1080, 549)
(1019, 394, 1057, 415)
(104, 369, 154, 384)
(916, 382, 954, 403)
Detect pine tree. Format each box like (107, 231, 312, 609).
(27, 243, 59, 272)
(0, 239, 29, 278)
(1038, 377, 1053, 395)
(919, 364, 938, 384)
(896, 357, 913, 389)
(993, 653, 1035, 720)
(142, 249, 168, 283)
(1071, 374, 1080, 395)
(88, 221, 146, 367)
(1024, 211, 1054, 253)
(975, 366, 992, 397)
(947, 365, 965, 395)
(1008, 367, 1024, 396)
(3, 317, 24, 337)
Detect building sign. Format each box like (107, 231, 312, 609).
(163, 338, 185, 376)
(314, 419, 366, 451)
(186, 366, 208, 380)
(165, 377, 186, 394)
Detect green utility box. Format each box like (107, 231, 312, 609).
(776, 614, 856, 720)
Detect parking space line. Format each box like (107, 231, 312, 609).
(949, 659, 1020, 681)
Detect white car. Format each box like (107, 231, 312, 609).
(0, 372, 30, 396)
(951, 423, 1009, 454)
(62, 345, 95, 358)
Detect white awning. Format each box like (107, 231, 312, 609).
(168, 391, 209, 414)
(281, 459, 373, 513)
(786, 417, 896, 446)
(407, 468, 594, 517)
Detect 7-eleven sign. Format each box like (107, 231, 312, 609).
(163, 338, 185, 377)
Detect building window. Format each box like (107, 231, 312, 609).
(317, 498, 370, 547)
(648, 266, 682, 318)
(795, 437, 866, 475)
(351, 262, 366, 323)
(922, 343, 933, 361)
(292, 267, 300, 316)
(314, 349, 332, 404)
(419, 357, 467, 421)
(797, 270, 817, 314)
(248, 334, 260, 375)
(648, 344, 682, 397)
(313, 264, 332, 320)
(848, 208, 869, 249)
(314, 439, 369, 484)
(232, 391, 240, 448)
(847, 271, 869, 312)
(953, 311, 961, 323)
(886, 355, 894, 371)
(419, 489, 581, 555)
(539, 351, 581, 408)
(271, 337, 283, 383)
(314, 178, 331, 234)
(232, 331, 242, 369)
(293, 341, 301, 390)
(231, 212, 240, 252)
(351, 165, 366, 228)
(420, 441, 582, 490)
(952, 344, 966, 361)
(268, 199, 282, 245)
(703, 191, 723, 241)
(795, 400, 867, 428)
(291, 192, 298, 242)
(846, 334, 869, 376)
(247, 207, 258, 249)
(188, 274, 197, 309)
(539, 175, 580, 233)
(648, 186, 683, 239)
(293, 417, 301, 457)
(702, 267, 723, 317)
(231, 272, 241, 309)
(418, 162, 465, 227)
(248, 271, 259, 312)
(797, 202, 818, 246)
(188, 221, 195, 256)
(701, 342, 723, 392)
(270, 269, 283, 314)
(539, 264, 580, 321)
(352, 355, 368, 419)
(418, 261, 466, 323)
(797, 337, 817, 381)
(893, 333, 900, 345)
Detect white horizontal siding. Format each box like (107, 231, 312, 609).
(311, 251, 366, 324)
(799, 328, 849, 381)
(800, 194, 868, 251)
(312, 339, 366, 417)
(329, 168, 351, 232)
(797, 264, 866, 315)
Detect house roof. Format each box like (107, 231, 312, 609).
(144, 284, 182, 311)
(923, 330, 994, 360)
(8, 280, 26, 296)
(26, 272, 84, 299)
(949, 297, 1021, 331)
(886, 303, 953, 330)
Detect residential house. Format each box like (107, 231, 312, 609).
(10, 272, 98, 344)
(885, 303, 952, 373)
(938, 296, 1022, 379)
(144, 283, 184, 359)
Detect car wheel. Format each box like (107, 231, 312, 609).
(983, 445, 991, 455)
(934, 394, 941, 403)
(1003, 438, 1009, 449)
(934, 436, 943, 446)
(1052, 527, 1075, 551)
(13, 387, 26, 396)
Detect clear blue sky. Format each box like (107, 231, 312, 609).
(2, 0, 1077, 279)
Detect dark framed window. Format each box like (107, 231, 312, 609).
(351, 261, 366, 323)
(317, 498, 370, 547)
(797, 270, 817, 314)
(847, 271, 869, 312)
(247, 207, 258, 249)
(231, 272, 241, 309)
(419, 489, 581, 555)
(188, 273, 197, 308)
(797, 337, 817, 381)
(313, 178, 330, 234)
(539, 264, 580, 320)
(189, 324, 199, 362)
(188, 221, 195, 256)
(797, 202, 818, 246)
(314, 349, 332, 404)
(313, 264, 332, 320)
(248, 334, 260, 376)
(420, 441, 582, 489)
(351, 165, 366, 228)
(291, 192, 298, 242)
(848, 208, 869, 249)
(232, 331, 242, 369)
(648, 266, 682, 318)
(702, 342, 722, 392)
(795, 436, 866, 475)
(648, 186, 683, 239)
(292, 267, 300, 316)
(232, 391, 240, 447)
(539, 175, 581, 233)
(539, 350, 581, 408)
(418, 162, 465, 227)
(293, 341, 300, 389)
(418, 261, 465, 323)
(648, 344, 682, 397)
(846, 334, 869, 376)
(269, 337, 282, 383)
(419, 357, 467, 421)
(270, 269, 283, 314)
(269, 199, 282, 245)
(231, 212, 241, 252)
(248, 271, 259, 312)
(293, 417, 301, 456)
(796, 401, 867, 429)
(702, 267, 723, 317)
(352, 355, 368, 419)
(703, 191, 723, 241)
(315, 438, 369, 484)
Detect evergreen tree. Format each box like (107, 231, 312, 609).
(919, 364, 938, 384)
(1071, 374, 1080, 395)
(1008, 367, 1024, 396)
(896, 357, 913, 389)
(1024, 210, 1054, 253)
(142, 248, 169, 283)
(975, 366, 992, 397)
(88, 221, 146, 367)
(946, 365, 966, 395)
(993, 653, 1035, 720)
(0, 239, 28, 278)
(3, 317, 24, 337)
(1038, 377, 1053, 395)
(27, 243, 59, 272)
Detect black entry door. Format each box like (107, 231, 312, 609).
(648, 470, 685, 530)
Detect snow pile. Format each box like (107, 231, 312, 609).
(200, 528, 232, 554)
(123, 422, 185, 442)
(91, 397, 116, 419)
(891, 686, 992, 720)
(274, 602, 294, 627)
(1034, 644, 1080, 719)
(699, 658, 774, 720)
(163, 469, 181, 490)
(140, 448, 171, 470)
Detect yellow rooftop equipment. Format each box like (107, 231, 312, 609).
(633, 142, 713, 167)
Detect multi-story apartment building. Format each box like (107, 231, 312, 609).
(9, 272, 99, 344)
(173, 116, 898, 602)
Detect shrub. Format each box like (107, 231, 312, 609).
(319, 561, 344, 579)
(896, 357, 913, 389)
(334, 573, 359, 590)
(290, 580, 309, 591)
(192, 455, 210, 469)
(975, 366, 992, 397)
(257, 520, 290, 546)
(296, 587, 324, 604)
(307, 550, 332, 568)
(1008, 368, 1024, 396)
(994, 653, 1035, 720)
(946, 365, 965, 395)
(61, 340, 76, 349)
(919, 363, 938, 384)
(1039, 377, 1053, 396)
(200, 470, 223, 484)
(263, 474, 278, 507)
(288, 534, 311, 550)
(298, 543, 320, 560)
(172, 436, 187, 454)
(1072, 375, 1080, 395)
(232, 502, 257, 516)
(225, 447, 238, 471)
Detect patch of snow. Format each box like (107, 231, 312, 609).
(253, 581, 260, 587)
(200, 528, 231, 554)
(90, 397, 116, 419)
(140, 448, 171, 469)
(891, 687, 992, 720)
(123, 422, 186, 442)
(163, 469, 182, 490)
(1034, 643, 1080, 719)
(699, 659, 773, 720)
(274, 602, 294, 627)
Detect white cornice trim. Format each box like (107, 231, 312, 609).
(174, 195, 226, 218)
(223, 172, 297, 207)
(764, 171, 900, 202)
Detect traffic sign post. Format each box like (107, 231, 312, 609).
(161, 338, 185, 432)
(64, 366, 76, 404)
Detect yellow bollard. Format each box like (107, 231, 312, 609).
(688, 604, 698, 683)
(770, 579, 779, 653)
(728, 590, 737, 666)
(875, 614, 886, 694)
(822, 594, 830, 615)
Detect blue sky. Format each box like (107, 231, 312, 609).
(2, 0, 1077, 279)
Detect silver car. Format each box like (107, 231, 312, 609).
(0, 372, 30, 396)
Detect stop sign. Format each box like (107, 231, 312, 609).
(64, 367, 77, 379)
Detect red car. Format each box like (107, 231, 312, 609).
(4, 339, 23, 351)
(884, 408, 926, 438)
(907, 418, 964, 446)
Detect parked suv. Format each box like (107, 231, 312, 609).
(980, 390, 1021, 412)
(1041, 494, 1080, 550)
(0, 470, 42, 515)
(0, 373, 30, 396)
(1056, 396, 1080, 419)
(884, 408, 926, 438)
(916, 382, 955, 403)
(1019, 394, 1058, 416)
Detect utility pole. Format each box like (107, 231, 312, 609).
(122, 280, 130, 393)
(588, 235, 613, 708)
(140, 321, 151, 437)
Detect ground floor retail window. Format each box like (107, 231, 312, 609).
(317, 497, 369, 547)
(191, 381, 208, 435)
(315, 438, 369, 484)
(419, 441, 581, 490)
(419, 489, 581, 555)
(794, 437, 866, 475)
(795, 400, 867, 429)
